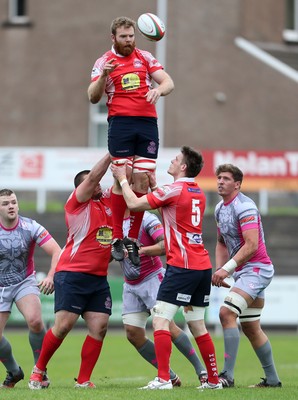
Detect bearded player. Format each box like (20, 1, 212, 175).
(88, 16, 174, 267)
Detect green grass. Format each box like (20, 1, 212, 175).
(1, 329, 297, 399)
(18, 200, 65, 213)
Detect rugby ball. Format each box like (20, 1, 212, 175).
(137, 13, 165, 42)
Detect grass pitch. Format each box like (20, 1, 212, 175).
(1, 328, 297, 400)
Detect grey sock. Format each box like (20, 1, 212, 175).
(172, 331, 206, 376)
(222, 327, 240, 380)
(0, 336, 19, 374)
(29, 328, 46, 364)
(255, 340, 280, 384)
(138, 339, 176, 380)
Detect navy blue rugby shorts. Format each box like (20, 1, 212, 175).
(108, 116, 159, 158)
(54, 271, 112, 316)
(156, 265, 212, 307)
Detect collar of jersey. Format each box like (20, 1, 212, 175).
(175, 177, 195, 183)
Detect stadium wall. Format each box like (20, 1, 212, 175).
(0, 0, 297, 149)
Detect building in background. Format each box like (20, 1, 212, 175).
(0, 0, 297, 150)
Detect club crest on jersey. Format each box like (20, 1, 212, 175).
(96, 226, 113, 246)
(104, 296, 112, 310)
(133, 58, 143, 68)
(104, 206, 112, 216)
(147, 141, 157, 155)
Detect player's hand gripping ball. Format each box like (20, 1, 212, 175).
(137, 13, 165, 41)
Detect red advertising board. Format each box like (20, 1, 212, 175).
(196, 150, 298, 191)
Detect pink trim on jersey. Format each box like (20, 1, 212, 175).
(38, 234, 52, 247)
(91, 48, 163, 117)
(25, 242, 36, 277)
(223, 194, 238, 206)
(145, 223, 163, 242)
(26, 234, 52, 277)
(236, 219, 271, 270)
(0, 222, 19, 231)
(241, 223, 258, 231)
(122, 213, 163, 284)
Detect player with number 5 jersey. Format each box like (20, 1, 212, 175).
(111, 146, 222, 390)
(146, 176, 212, 270)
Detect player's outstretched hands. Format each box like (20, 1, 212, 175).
(111, 163, 127, 181)
(102, 58, 120, 77)
(146, 170, 157, 190)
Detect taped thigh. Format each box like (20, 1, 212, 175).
(183, 306, 205, 322)
(112, 156, 133, 169)
(132, 157, 156, 174)
(122, 312, 149, 329)
(152, 300, 179, 322)
(239, 307, 262, 322)
(222, 292, 248, 316)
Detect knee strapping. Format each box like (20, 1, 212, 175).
(239, 307, 262, 322)
(152, 301, 178, 321)
(222, 292, 248, 316)
(183, 306, 205, 322)
(122, 312, 148, 329)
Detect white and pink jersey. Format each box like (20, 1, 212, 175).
(215, 192, 272, 271)
(121, 211, 163, 284)
(0, 216, 52, 286)
(90, 47, 163, 117)
(56, 188, 113, 276)
(147, 178, 212, 270)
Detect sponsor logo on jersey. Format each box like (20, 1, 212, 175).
(240, 215, 255, 224)
(121, 73, 140, 90)
(187, 187, 201, 193)
(96, 226, 113, 246)
(39, 230, 48, 239)
(187, 232, 202, 244)
(176, 293, 191, 303)
(153, 223, 163, 231)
